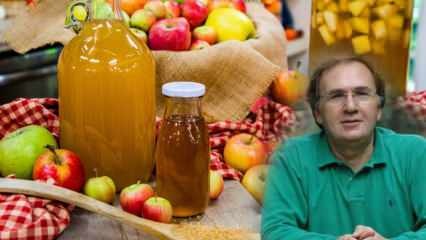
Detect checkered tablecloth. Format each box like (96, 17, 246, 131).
(396, 90, 426, 122)
(0, 193, 70, 240)
(0, 97, 296, 181)
(0, 96, 295, 240)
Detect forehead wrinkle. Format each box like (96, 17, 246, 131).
(326, 86, 375, 95)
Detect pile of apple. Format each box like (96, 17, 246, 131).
(0, 124, 226, 223)
(223, 133, 272, 204)
(105, 0, 255, 51)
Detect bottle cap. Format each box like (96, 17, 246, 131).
(162, 82, 206, 98)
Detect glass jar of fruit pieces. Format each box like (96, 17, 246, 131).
(309, 0, 414, 98)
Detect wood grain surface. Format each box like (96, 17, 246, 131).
(59, 180, 261, 240)
(0, 178, 261, 240)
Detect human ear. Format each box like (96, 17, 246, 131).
(314, 106, 323, 125)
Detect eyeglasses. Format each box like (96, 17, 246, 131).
(318, 88, 380, 106)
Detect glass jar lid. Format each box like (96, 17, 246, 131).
(162, 81, 206, 98)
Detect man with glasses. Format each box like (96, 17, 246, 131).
(261, 57, 426, 240)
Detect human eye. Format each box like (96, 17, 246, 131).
(354, 90, 374, 101)
(327, 92, 345, 101)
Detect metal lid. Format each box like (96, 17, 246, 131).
(162, 82, 206, 98)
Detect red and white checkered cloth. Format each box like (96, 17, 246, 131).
(396, 90, 426, 122)
(0, 97, 295, 240)
(0, 98, 59, 139)
(0, 97, 296, 181)
(0, 193, 70, 240)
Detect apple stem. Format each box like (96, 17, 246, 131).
(45, 145, 61, 165)
(247, 135, 254, 145)
(93, 168, 98, 178)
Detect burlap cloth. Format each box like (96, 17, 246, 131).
(1, 0, 287, 122)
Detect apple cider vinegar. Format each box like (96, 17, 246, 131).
(58, 17, 156, 190)
(155, 83, 210, 217)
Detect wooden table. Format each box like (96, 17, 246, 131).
(58, 181, 262, 240)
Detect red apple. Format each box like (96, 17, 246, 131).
(192, 25, 217, 44)
(148, 17, 191, 51)
(209, 170, 224, 200)
(142, 197, 173, 223)
(190, 39, 210, 50)
(272, 68, 308, 106)
(224, 133, 267, 172)
(84, 175, 116, 204)
(242, 164, 269, 204)
(144, 0, 166, 18)
(164, 0, 180, 18)
(208, 0, 246, 13)
(120, 182, 155, 216)
(32, 146, 85, 192)
(130, 27, 148, 44)
(130, 9, 157, 31)
(231, 0, 246, 13)
(181, 0, 209, 28)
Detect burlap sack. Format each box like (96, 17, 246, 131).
(2, 0, 287, 122)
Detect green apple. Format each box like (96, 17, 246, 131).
(93, 0, 114, 19)
(205, 8, 255, 42)
(242, 164, 269, 204)
(0, 125, 57, 179)
(84, 176, 116, 204)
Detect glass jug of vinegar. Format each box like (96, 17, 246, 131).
(58, 0, 156, 190)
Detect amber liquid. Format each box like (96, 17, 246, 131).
(58, 19, 156, 190)
(155, 114, 210, 217)
(309, 0, 413, 99)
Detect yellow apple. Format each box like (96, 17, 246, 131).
(242, 164, 269, 204)
(224, 133, 267, 172)
(205, 8, 255, 42)
(84, 175, 116, 204)
(209, 170, 224, 200)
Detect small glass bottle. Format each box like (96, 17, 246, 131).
(155, 82, 210, 217)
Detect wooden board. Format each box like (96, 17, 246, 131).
(58, 180, 261, 240)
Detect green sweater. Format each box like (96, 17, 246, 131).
(261, 127, 426, 240)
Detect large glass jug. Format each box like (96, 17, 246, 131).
(58, 0, 156, 190)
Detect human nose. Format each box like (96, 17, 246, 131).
(342, 92, 358, 110)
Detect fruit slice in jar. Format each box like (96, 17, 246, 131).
(323, 10, 338, 32)
(352, 35, 371, 55)
(371, 19, 387, 39)
(318, 24, 336, 46)
(373, 4, 398, 19)
(350, 17, 369, 34)
(348, 0, 368, 17)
